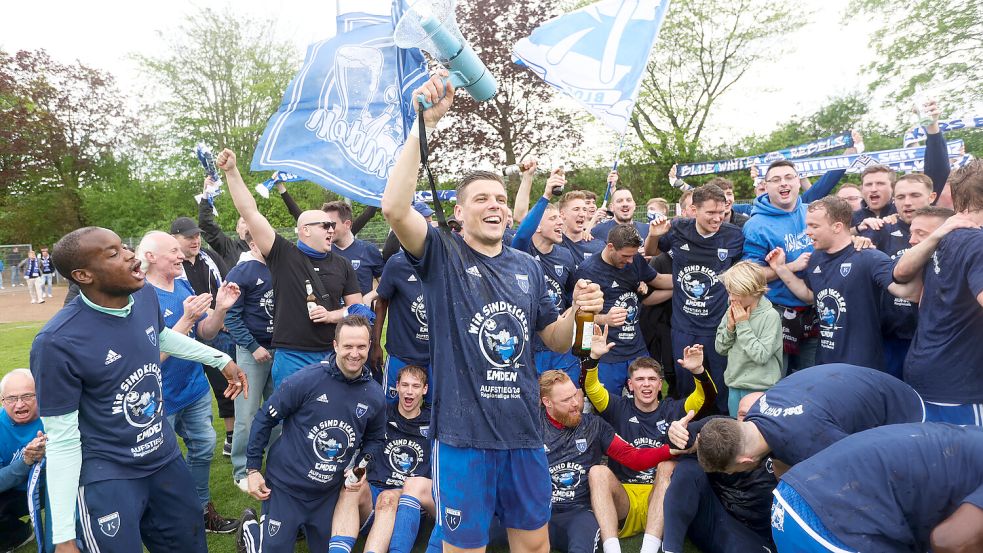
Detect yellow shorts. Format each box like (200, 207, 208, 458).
(618, 483, 653, 538)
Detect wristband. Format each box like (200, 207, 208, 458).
(581, 356, 600, 371)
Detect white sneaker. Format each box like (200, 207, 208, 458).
(30, 299, 36, 304)
(235, 477, 250, 493)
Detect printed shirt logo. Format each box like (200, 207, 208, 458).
(466, 266, 481, 278)
(105, 350, 122, 365)
(408, 274, 417, 282)
(611, 280, 620, 288)
(445, 507, 462, 531)
(890, 230, 903, 237)
(98, 512, 120, 538)
(356, 402, 369, 418)
(515, 273, 529, 293)
(816, 288, 847, 332)
(628, 416, 639, 423)
(316, 394, 329, 403)
(256, 277, 265, 285)
(112, 364, 164, 432)
(717, 248, 728, 261)
(385, 438, 425, 477)
(309, 419, 356, 467)
(813, 266, 822, 273)
(680, 243, 690, 251)
(469, 301, 530, 400)
(839, 262, 852, 277)
(163, 309, 173, 318)
(554, 264, 565, 277)
(575, 438, 588, 453)
(145, 326, 157, 346)
(420, 425, 429, 438)
(268, 519, 281, 536)
(771, 501, 785, 532)
(550, 462, 585, 501)
(351, 259, 362, 270)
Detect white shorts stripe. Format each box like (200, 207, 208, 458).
(432, 440, 441, 530)
(772, 489, 854, 553)
(77, 486, 101, 553)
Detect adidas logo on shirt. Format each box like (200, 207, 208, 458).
(408, 274, 417, 282)
(680, 244, 690, 251)
(467, 266, 482, 278)
(104, 350, 122, 365)
(890, 230, 903, 237)
(316, 394, 329, 403)
(628, 416, 639, 424)
(163, 309, 173, 318)
(813, 266, 822, 273)
(612, 281, 619, 288)
(256, 278, 265, 286)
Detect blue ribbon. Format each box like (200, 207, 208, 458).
(677, 131, 854, 177)
(256, 171, 304, 199)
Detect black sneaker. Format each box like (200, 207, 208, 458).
(0, 520, 33, 552)
(235, 507, 258, 553)
(223, 437, 232, 457)
(204, 501, 239, 534)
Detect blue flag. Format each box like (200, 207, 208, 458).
(251, 6, 427, 206)
(512, 0, 672, 134)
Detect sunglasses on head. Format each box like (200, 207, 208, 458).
(304, 221, 337, 230)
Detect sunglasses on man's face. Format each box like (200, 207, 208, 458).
(304, 221, 337, 231)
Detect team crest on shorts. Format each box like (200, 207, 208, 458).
(356, 403, 369, 418)
(444, 507, 462, 531)
(515, 273, 529, 293)
(268, 519, 281, 537)
(839, 263, 852, 277)
(98, 512, 120, 537)
(717, 248, 728, 261)
(145, 326, 157, 346)
(575, 438, 588, 453)
(771, 502, 785, 532)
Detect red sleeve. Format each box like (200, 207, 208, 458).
(605, 434, 673, 471)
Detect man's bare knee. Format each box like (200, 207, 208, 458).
(376, 489, 401, 513)
(589, 464, 617, 490)
(403, 476, 432, 497)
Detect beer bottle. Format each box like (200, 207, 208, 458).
(573, 308, 595, 358)
(345, 454, 372, 486)
(305, 280, 318, 313)
(502, 160, 534, 177)
(550, 164, 565, 197)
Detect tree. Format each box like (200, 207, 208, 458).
(134, 6, 298, 228)
(428, 0, 584, 187)
(0, 49, 133, 244)
(627, 0, 796, 198)
(852, 0, 983, 107)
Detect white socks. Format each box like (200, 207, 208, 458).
(641, 533, 663, 553)
(602, 537, 622, 553)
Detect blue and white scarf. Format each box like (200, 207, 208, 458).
(677, 131, 853, 177)
(754, 139, 965, 178)
(903, 114, 983, 147)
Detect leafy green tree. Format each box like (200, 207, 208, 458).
(851, 0, 983, 107)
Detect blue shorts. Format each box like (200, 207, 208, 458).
(534, 349, 581, 384)
(924, 402, 983, 426)
(271, 348, 330, 389)
(383, 355, 433, 404)
(432, 441, 550, 548)
(76, 456, 205, 553)
(771, 481, 855, 553)
(597, 360, 631, 397)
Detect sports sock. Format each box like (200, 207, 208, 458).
(328, 535, 356, 553)
(226, 430, 233, 442)
(640, 533, 662, 553)
(389, 494, 423, 553)
(603, 537, 622, 553)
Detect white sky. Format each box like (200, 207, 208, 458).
(3, 0, 888, 162)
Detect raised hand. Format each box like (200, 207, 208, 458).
(649, 217, 671, 238)
(668, 410, 696, 450)
(181, 293, 212, 325)
(215, 282, 241, 311)
(216, 149, 237, 172)
(786, 252, 811, 273)
(731, 301, 750, 324)
(677, 344, 705, 374)
(590, 323, 615, 359)
(572, 279, 604, 314)
(414, 69, 454, 127)
(765, 247, 786, 271)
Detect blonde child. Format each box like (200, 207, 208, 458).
(715, 261, 783, 417)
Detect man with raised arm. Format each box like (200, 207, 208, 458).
(216, 150, 362, 388)
(380, 74, 604, 553)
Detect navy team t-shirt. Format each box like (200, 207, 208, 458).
(31, 285, 180, 484)
(224, 259, 275, 349)
(783, 423, 983, 553)
(543, 411, 614, 512)
(803, 245, 895, 370)
(863, 220, 918, 340)
(377, 253, 429, 365)
(334, 238, 384, 295)
(561, 235, 605, 264)
(526, 243, 577, 353)
(905, 228, 983, 403)
(598, 395, 686, 484)
(658, 218, 744, 336)
(744, 364, 924, 466)
(573, 252, 657, 362)
(367, 403, 432, 490)
(150, 279, 211, 414)
(407, 225, 559, 449)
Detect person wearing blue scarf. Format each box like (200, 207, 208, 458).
(218, 149, 364, 388)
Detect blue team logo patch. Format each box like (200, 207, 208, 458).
(356, 402, 369, 418)
(575, 438, 587, 453)
(717, 248, 728, 261)
(98, 512, 120, 538)
(444, 507, 462, 531)
(268, 519, 281, 537)
(515, 273, 529, 293)
(351, 259, 362, 270)
(145, 326, 157, 346)
(420, 425, 429, 438)
(554, 264, 565, 277)
(839, 263, 852, 277)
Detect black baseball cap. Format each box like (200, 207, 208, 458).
(170, 217, 202, 237)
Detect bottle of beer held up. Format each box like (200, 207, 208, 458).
(573, 308, 594, 359)
(305, 280, 318, 313)
(345, 454, 372, 486)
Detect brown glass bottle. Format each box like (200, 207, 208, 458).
(573, 308, 595, 358)
(305, 280, 318, 312)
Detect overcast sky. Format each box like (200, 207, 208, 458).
(4, 0, 892, 161)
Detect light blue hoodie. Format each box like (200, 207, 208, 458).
(742, 194, 813, 307)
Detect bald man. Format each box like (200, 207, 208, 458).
(217, 149, 363, 387)
(0, 369, 45, 551)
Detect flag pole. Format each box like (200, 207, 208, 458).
(601, 132, 627, 208)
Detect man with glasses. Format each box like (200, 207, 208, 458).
(0, 369, 45, 551)
(217, 150, 363, 388)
